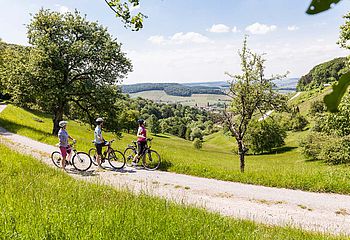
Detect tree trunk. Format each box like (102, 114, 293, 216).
(52, 107, 64, 135)
(237, 139, 245, 173)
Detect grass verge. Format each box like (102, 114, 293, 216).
(0, 143, 345, 239)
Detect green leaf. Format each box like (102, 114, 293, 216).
(306, 0, 341, 14)
(324, 71, 350, 112)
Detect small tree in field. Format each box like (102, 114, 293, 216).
(224, 38, 287, 172)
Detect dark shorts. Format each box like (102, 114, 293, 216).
(95, 141, 107, 155)
(137, 141, 147, 155)
(59, 145, 71, 158)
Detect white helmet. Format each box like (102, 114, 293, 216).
(59, 121, 68, 127)
(96, 117, 104, 124)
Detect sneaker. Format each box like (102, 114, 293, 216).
(131, 161, 137, 167)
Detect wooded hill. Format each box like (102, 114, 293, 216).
(296, 57, 348, 91)
(122, 83, 224, 97)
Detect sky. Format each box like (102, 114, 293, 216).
(0, 0, 349, 84)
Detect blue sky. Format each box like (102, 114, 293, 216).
(0, 0, 349, 84)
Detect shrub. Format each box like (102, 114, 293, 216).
(190, 127, 203, 141)
(290, 113, 308, 131)
(309, 100, 326, 116)
(321, 135, 350, 164)
(300, 132, 350, 164)
(193, 138, 203, 149)
(299, 132, 329, 160)
(245, 119, 286, 154)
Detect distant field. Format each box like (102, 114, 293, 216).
(130, 90, 230, 107)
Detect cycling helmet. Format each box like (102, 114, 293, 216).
(59, 121, 68, 128)
(96, 117, 104, 125)
(137, 119, 144, 125)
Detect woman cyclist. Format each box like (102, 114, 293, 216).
(58, 121, 76, 170)
(132, 119, 147, 166)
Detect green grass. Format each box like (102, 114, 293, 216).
(1, 105, 350, 194)
(0, 143, 345, 239)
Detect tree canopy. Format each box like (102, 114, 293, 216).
(1, 9, 132, 135)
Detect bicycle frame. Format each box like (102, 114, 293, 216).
(130, 139, 152, 161)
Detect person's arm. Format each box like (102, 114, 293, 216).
(68, 135, 76, 142)
(136, 128, 146, 139)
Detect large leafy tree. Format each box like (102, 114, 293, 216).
(2, 9, 132, 134)
(224, 38, 287, 173)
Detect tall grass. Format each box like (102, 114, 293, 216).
(1, 105, 350, 194)
(0, 143, 344, 239)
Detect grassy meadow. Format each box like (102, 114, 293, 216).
(0, 143, 345, 240)
(1, 105, 350, 194)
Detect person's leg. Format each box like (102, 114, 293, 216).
(132, 142, 142, 165)
(96, 144, 103, 167)
(60, 147, 67, 170)
(141, 142, 146, 164)
(66, 146, 72, 164)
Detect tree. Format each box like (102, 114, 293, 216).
(148, 114, 160, 135)
(119, 108, 139, 133)
(0, 45, 35, 107)
(324, 10, 350, 112)
(2, 10, 132, 135)
(245, 119, 286, 154)
(223, 38, 287, 172)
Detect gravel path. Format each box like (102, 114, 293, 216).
(259, 92, 302, 121)
(1, 104, 350, 236)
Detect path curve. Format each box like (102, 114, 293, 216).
(259, 92, 302, 121)
(1, 104, 350, 236)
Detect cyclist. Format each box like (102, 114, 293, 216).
(94, 117, 107, 169)
(132, 119, 147, 166)
(58, 121, 76, 170)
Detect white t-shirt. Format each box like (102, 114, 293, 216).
(94, 125, 103, 144)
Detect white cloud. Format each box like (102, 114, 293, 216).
(55, 4, 71, 14)
(207, 24, 230, 33)
(207, 24, 239, 33)
(148, 32, 212, 45)
(287, 25, 299, 31)
(148, 35, 165, 45)
(170, 32, 211, 44)
(245, 22, 277, 35)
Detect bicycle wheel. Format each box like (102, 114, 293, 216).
(108, 150, 126, 169)
(51, 151, 62, 168)
(88, 148, 98, 166)
(142, 150, 161, 170)
(72, 152, 92, 171)
(124, 147, 136, 167)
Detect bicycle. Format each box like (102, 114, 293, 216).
(124, 138, 161, 170)
(88, 139, 126, 170)
(51, 142, 92, 171)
